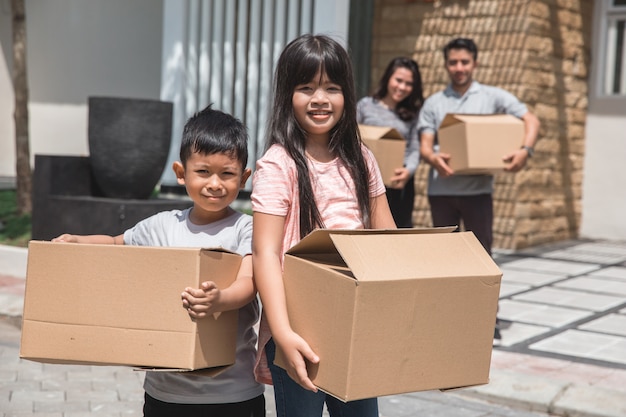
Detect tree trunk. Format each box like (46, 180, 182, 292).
(11, 0, 32, 215)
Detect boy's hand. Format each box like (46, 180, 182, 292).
(181, 281, 221, 319)
(52, 234, 79, 243)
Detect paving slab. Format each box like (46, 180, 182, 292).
(552, 384, 626, 417)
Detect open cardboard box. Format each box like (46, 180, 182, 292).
(20, 241, 240, 372)
(359, 124, 406, 187)
(438, 113, 524, 174)
(275, 228, 502, 401)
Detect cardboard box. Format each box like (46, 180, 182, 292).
(276, 228, 502, 401)
(438, 113, 524, 174)
(20, 241, 240, 371)
(359, 124, 406, 187)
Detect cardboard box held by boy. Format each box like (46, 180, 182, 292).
(20, 241, 240, 373)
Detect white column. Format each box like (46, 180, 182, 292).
(160, 0, 189, 187)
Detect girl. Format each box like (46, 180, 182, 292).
(357, 57, 424, 227)
(251, 34, 396, 417)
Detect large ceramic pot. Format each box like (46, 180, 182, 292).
(88, 97, 173, 199)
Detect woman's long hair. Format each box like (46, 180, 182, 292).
(372, 57, 424, 121)
(265, 34, 371, 238)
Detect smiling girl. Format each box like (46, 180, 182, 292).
(251, 34, 396, 417)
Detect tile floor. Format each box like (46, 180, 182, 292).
(493, 240, 626, 368)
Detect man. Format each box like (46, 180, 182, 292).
(417, 38, 540, 340)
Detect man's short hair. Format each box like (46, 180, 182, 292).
(443, 38, 478, 61)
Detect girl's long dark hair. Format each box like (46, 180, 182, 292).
(372, 56, 424, 121)
(265, 34, 371, 238)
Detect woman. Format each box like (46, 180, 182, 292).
(357, 57, 424, 227)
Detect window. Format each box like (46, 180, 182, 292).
(604, 1, 626, 95)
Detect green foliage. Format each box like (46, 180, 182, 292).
(0, 190, 31, 247)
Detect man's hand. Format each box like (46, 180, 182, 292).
(503, 148, 529, 172)
(431, 152, 455, 177)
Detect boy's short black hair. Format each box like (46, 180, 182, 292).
(443, 38, 478, 61)
(180, 105, 248, 168)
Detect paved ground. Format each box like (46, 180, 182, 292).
(1, 238, 626, 416)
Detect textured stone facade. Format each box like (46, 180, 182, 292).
(369, 0, 592, 250)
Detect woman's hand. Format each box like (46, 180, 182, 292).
(388, 167, 410, 189)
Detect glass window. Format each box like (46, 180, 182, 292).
(604, 4, 626, 95)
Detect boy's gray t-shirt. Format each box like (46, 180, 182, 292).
(123, 208, 263, 404)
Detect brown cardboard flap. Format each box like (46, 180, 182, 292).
(358, 125, 404, 140)
(286, 227, 456, 256)
(440, 113, 522, 129)
(330, 231, 501, 282)
(136, 364, 233, 376)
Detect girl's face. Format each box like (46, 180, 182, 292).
(386, 67, 414, 105)
(292, 69, 344, 142)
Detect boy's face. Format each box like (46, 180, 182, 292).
(445, 48, 477, 90)
(173, 152, 251, 224)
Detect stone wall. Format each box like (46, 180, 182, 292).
(369, 0, 592, 250)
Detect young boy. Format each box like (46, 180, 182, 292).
(53, 105, 265, 417)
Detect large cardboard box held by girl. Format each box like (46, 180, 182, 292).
(276, 228, 502, 402)
(20, 241, 240, 372)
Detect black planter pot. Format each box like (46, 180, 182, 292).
(88, 97, 173, 199)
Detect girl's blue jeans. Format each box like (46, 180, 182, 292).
(266, 338, 379, 417)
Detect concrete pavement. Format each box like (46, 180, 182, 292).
(1, 238, 626, 416)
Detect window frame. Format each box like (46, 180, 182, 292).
(589, 0, 626, 114)
(604, 5, 626, 95)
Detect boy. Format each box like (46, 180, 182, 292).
(53, 105, 265, 417)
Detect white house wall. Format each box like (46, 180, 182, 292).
(581, 114, 626, 240)
(580, 1, 626, 241)
(0, 0, 163, 178)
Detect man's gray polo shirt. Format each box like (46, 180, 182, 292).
(417, 81, 528, 196)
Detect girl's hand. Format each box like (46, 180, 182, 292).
(276, 331, 320, 392)
(181, 281, 221, 319)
